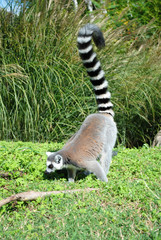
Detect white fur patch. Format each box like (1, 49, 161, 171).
(46, 168, 53, 173)
(82, 53, 96, 63)
(87, 61, 101, 72)
(94, 81, 108, 90)
(78, 45, 92, 54)
(90, 70, 105, 80)
(98, 102, 113, 108)
(77, 36, 92, 44)
(96, 92, 111, 99)
(46, 152, 53, 157)
(47, 160, 52, 167)
(68, 178, 75, 183)
(53, 162, 63, 170)
(99, 109, 115, 117)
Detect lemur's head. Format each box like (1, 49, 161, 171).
(45, 152, 64, 173)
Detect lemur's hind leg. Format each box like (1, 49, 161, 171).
(84, 161, 108, 182)
(100, 147, 113, 175)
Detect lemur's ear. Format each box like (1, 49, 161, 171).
(46, 152, 53, 157)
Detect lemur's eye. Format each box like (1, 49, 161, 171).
(55, 155, 62, 164)
(58, 157, 61, 163)
(48, 164, 53, 169)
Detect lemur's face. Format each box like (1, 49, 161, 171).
(45, 152, 64, 173)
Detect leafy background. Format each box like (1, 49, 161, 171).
(0, 0, 161, 147)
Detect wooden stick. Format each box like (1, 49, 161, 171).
(0, 188, 97, 208)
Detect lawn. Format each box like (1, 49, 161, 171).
(0, 141, 160, 239)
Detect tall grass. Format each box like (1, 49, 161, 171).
(0, 1, 160, 146)
(101, 24, 161, 146)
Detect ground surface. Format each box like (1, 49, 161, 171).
(0, 141, 160, 239)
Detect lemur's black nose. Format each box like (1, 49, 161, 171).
(44, 170, 50, 175)
(48, 164, 53, 169)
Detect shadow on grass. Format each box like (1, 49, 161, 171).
(43, 169, 89, 182)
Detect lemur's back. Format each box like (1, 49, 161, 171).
(63, 114, 116, 168)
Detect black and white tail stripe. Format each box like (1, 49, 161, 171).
(77, 24, 114, 117)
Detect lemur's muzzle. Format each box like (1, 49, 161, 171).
(45, 162, 54, 174)
(44, 170, 51, 174)
(48, 164, 54, 169)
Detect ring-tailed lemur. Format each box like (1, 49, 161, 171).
(45, 24, 117, 182)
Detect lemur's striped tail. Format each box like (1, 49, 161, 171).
(77, 24, 114, 117)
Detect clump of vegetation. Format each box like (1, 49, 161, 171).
(102, 24, 161, 146)
(107, 0, 161, 26)
(0, 1, 160, 146)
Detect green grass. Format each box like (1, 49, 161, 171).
(0, 141, 160, 239)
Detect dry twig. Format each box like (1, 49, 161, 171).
(0, 188, 97, 208)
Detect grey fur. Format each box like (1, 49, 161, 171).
(45, 24, 117, 182)
(152, 130, 161, 147)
